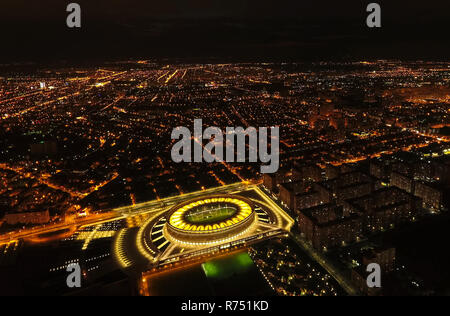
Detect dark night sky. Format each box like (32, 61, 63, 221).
(0, 0, 449, 62)
(1, 1, 449, 20)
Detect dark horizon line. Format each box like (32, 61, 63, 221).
(1, 56, 449, 70)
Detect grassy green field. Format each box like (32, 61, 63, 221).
(202, 252, 254, 280)
(185, 206, 237, 225)
(201, 252, 273, 295)
(146, 252, 271, 296)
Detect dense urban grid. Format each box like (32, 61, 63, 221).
(0, 60, 449, 296)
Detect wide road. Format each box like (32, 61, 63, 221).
(0, 212, 119, 244)
(115, 182, 255, 216)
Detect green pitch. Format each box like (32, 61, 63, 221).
(185, 205, 237, 225)
(202, 252, 255, 280)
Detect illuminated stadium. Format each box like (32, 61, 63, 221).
(113, 183, 295, 271)
(165, 195, 257, 244)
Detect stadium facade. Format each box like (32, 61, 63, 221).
(165, 195, 257, 244)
